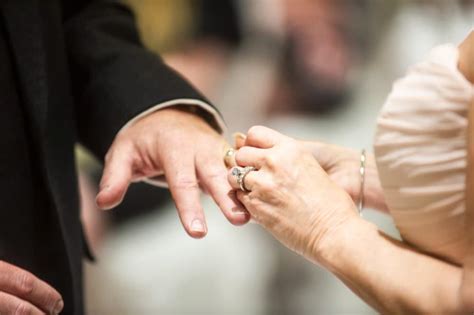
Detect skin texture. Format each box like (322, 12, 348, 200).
(229, 127, 359, 257)
(234, 135, 387, 213)
(0, 260, 63, 314)
(459, 30, 474, 309)
(462, 95, 474, 310)
(302, 141, 388, 213)
(1, 108, 250, 312)
(459, 31, 474, 85)
(96, 108, 250, 238)
(228, 126, 473, 314)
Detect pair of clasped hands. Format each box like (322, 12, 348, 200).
(96, 108, 382, 259)
(2, 108, 377, 314)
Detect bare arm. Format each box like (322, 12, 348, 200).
(318, 32, 474, 314)
(234, 122, 473, 314)
(317, 219, 467, 314)
(461, 93, 474, 310)
(459, 30, 474, 309)
(231, 33, 473, 313)
(458, 31, 474, 85)
(461, 32, 474, 310)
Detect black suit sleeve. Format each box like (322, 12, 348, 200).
(64, 1, 222, 159)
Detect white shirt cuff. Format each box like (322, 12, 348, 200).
(118, 98, 227, 188)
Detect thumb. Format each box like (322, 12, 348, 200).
(96, 149, 133, 210)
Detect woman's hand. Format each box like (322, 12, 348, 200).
(233, 133, 387, 212)
(302, 141, 388, 212)
(228, 126, 474, 314)
(228, 126, 360, 261)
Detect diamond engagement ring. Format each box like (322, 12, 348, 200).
(233, 166, 256, 192)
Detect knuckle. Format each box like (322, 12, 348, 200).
(263, 154, 278, 168)
(14, 302, 34, 315)
(139, 135, 156, 152)
(206, 168, 227, 181)
(257, 183, 278, 201)
(259, 181, 275, 193)
(15, 272, 34, 295)
(172, 177, 199, 190)
(248, 195, 261, 208)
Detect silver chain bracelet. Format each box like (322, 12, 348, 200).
(358, 149, 366, 215)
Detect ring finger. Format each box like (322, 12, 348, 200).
(228, 166, 259, 192)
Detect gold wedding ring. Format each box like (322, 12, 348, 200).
(224, 147, 236, 168)
(223, 132, 247, 168)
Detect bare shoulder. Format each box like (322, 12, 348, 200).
(459, 31, 474, 84)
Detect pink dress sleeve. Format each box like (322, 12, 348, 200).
(374, 44, 474, 265)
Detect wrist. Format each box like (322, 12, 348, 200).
(165, 104, 224, 134)
(305, 195, 360, 263)
(122, 104, 222, 139)
(142, 106, 216, 133)
(315, 216, 378, 271)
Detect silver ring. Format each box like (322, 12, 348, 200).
(238, 166, 256, 192)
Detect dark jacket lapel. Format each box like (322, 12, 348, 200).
(1, 0, 48, 135)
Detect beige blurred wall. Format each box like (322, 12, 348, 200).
(124, 0, 195, 53)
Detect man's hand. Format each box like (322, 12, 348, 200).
(96, 108, 250, 238)
(0, 261, 63, 314)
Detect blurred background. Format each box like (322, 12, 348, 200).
(76, 0, 474, 314)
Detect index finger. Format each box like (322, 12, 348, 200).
(163, 150, 208, 238)
(197, 156, 250, 226)
(245, 126, 285, 149)
(0, 261, 63, 314)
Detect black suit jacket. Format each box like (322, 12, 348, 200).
(0, 1, 216, 314)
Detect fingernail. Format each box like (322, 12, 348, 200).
(53, 299, 64, 314)
(233, 132, 246, 140)
(191, 219, 206, 233)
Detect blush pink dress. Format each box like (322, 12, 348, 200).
(374, 44, 473, 265)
